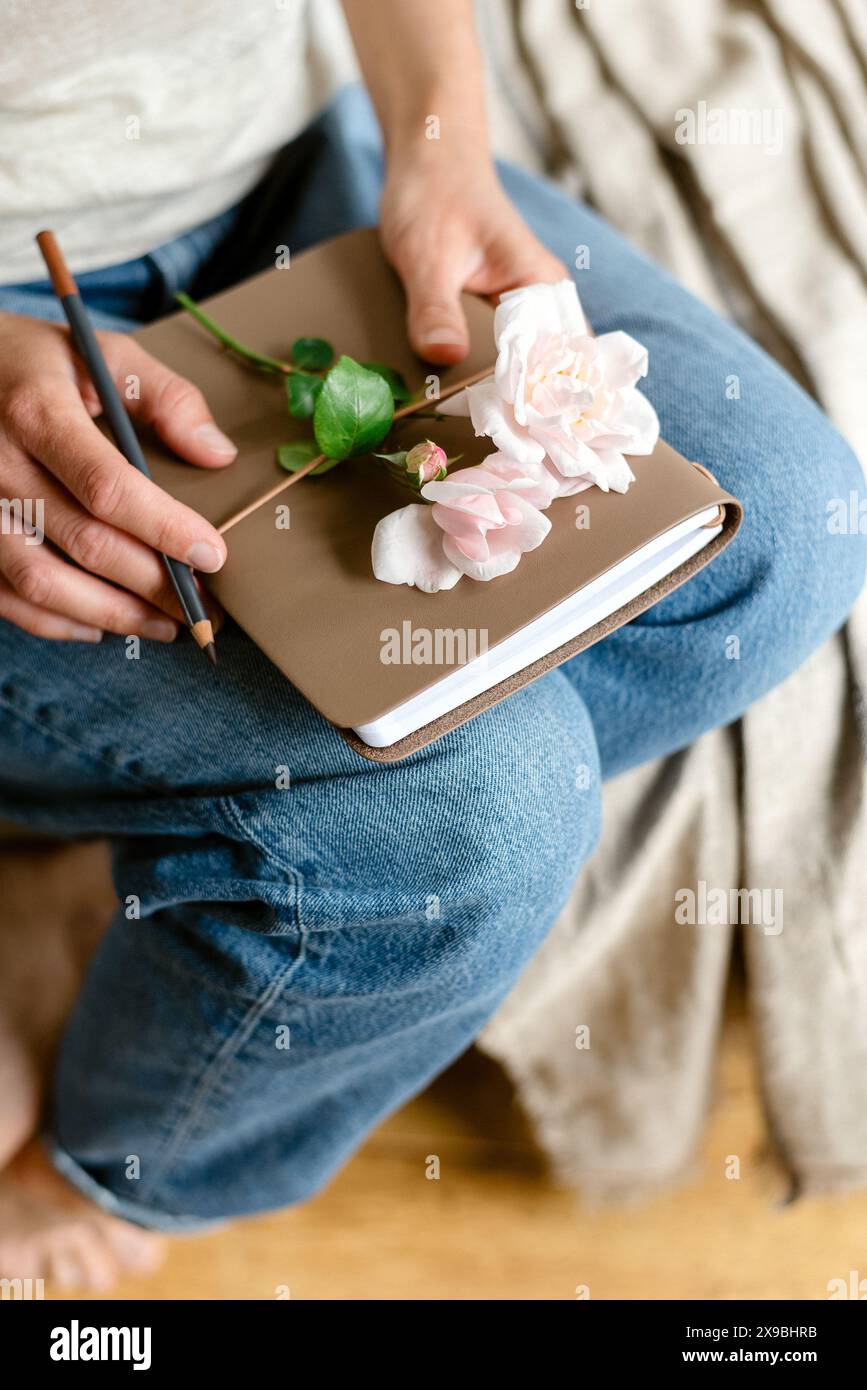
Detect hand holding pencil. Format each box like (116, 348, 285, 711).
(34, 230, 230, 665)
(0, 233, 235, 649)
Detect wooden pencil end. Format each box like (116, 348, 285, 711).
(35, 229, 78, 299)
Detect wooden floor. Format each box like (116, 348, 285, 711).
(3, 840, 866, 1301)
(70, 966, 867, 1303)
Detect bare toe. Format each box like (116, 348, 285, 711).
(0, 1138, 165, 1291)
(56, 1222, 119, 1291)
(102, 1221, 167, 1277)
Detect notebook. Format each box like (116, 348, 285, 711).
(131, 228, 742, 761)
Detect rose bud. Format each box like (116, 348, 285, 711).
(405, 439, 448, 485)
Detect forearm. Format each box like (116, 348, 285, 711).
(340, 0, 491, 165)
(341, 0, 565, 362)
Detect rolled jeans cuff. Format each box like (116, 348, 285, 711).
(43, 1133, 225, 1235)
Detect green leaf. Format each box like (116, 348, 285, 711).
(373, 450, 408, 466)
(291, 337, 334, 371)
(276, 440, 340, 476)
(362, 361, 412, 403)
(285, 371, 323, 419)
(313, 356, 394, 461)
(276, 440, 318, 472)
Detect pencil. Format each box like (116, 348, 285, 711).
(35, 229, 218, 668)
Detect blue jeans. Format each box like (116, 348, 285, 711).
(1, 86, 863, 1229)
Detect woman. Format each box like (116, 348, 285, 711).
(0, 0, 863, 1287)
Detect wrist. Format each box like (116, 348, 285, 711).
(384, 123, 496, 196)
(381, 85, 491, 166)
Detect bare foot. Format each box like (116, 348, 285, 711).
(0, 839, 113, 1167)
(0, 839, 162, 1289)
(0, 1137, 165, 1290)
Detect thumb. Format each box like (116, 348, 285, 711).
(401, 259, 470, 366)
(104, 338, 238, 468)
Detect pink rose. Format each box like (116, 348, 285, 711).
(370, 281, 660, 590)
(371, 453, 552, 592)
(440, 280, 659, 496)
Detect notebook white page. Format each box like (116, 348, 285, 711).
(354, 506, 723, 747)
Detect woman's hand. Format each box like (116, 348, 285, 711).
(380, 152, 568, 366)
(342, 0, 566, 363)
(0, 312, 235, 642)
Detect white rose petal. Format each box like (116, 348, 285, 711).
(545, 466, 594, 499)
(495, 279, 588, 344)
(495, 283, 588, 418)
(607, 388, 660, 454)
(371, 503, 462, 593)
(583, 449, 636, 494)
(462, 378, 546, 465)
(594, 330, 650, 388)
(527, 419, 602, 479)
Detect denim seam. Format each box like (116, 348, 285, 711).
(0, 694, 167, 792)
(128, 919, 291, 1004)
(136, 929, 309, 1207)
(217, 793, 304, 932)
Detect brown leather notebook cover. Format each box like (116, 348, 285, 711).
(131, 229, 742, 761)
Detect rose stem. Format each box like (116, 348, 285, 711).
(217, 366, 495, 535)
(175, 293, 292, 375)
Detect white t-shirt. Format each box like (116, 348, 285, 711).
(0, 0, 351, 284)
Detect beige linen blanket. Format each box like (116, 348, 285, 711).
(470, 0, 867, 1200)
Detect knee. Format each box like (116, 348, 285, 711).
(412, 674, 601, 982)
(229, 673, 600, 983)
(735, 403, 865, 672)
(100, 670, 601, 1010)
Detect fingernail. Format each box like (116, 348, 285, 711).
(186, 541, 225, 573)
(193, 423, 237, 459)
(420, 327, 466, 346)
(141, 618, 178, 642)
(69, 624, 103, 643)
